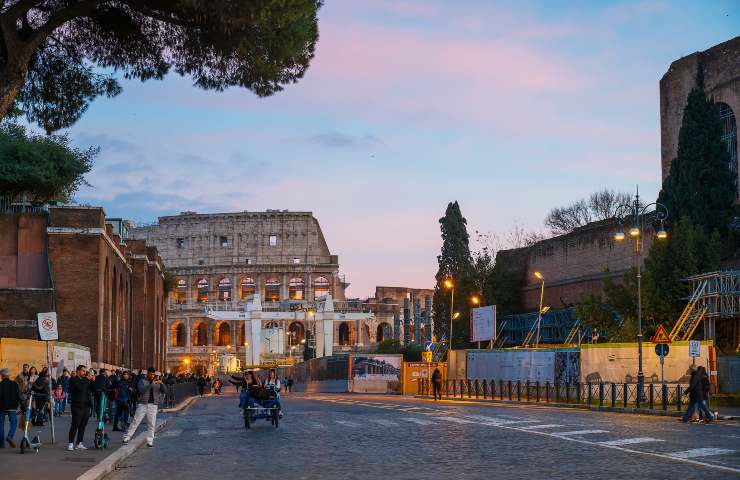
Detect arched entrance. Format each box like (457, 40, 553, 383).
(218, 278, 232, 301)
(376, 323, 391, 343)
(288, 322, 305, 344)
(338, 322, 351, 346)
(192, 322, 207, 346)
(171, 322, 185, 346)
(215, 322, 231, 346)
(265, 278, 280, 302)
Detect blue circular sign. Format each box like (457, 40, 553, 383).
(654, 344, 669, 357)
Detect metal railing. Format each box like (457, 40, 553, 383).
(419, 378, 689, 412)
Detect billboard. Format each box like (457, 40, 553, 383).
(466, 348, 580, 384)
(470, 305, 496, 342)
(350, 354, 402, 394)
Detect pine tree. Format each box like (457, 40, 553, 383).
(432, 201, 475, 348)
(658, 88, 736, 235)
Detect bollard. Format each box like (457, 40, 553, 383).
(536, 381, 541, 402)
(460, 379, 466, 399)
(636, 383, 641, 409)
(587, 382, 592, 405)
(649, 384, 654, 410)
(526, 381, 531, 401)
(598, 383, 604, 407)
(623, 383, 628, 408)
(662, 384, 668, 411)
(451, 379, 456, 398)
(500, 380, 504, 400)
(676, 385, 682, 412)
(555, 383, 560, 403)
(508, 380, 513, 401)
(565, 382, 570, 403)
(466, 379, 472, 398)
(516, 380, 521, 401)
(611, 383, 616, 408)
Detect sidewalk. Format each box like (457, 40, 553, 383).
(0, 399, 187, 480)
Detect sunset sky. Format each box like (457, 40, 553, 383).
(67, 0, 739, 297)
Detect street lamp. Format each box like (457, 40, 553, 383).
(444, 278, 454, 350)
(613, 186, 669, 398)
(534, 272, 545, 347)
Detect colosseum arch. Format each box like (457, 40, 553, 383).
(314, 276, 330, 299)
(215, 321, 232, 346)
(195, 278, 209, 303)
(174, 278, 187, 304)
(192, 321, 207, 346)
(218, 277, 232, 301)
(376, 323, 391, 343)
(288, 322, 305, 344)
(240, 277, 255, 300)
(171, 322, 186, 347)
(289, 277, 305, 300)
(338, 322, 352, 346)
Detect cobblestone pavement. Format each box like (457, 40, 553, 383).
(105, 392, 740, 480)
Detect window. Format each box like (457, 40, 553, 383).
(338, 322, 351, 346)
(265, 278, 280, 302)
(289, 277, 304, 300)
(218, 278, 231, 301)
(174, 279, 187, 304)
(192, 322, 207, 346)
(293, 257, 301, 264)
(176, 238, 184, 248)
(196, 278, 208, 303)
(220, 236, 228, 247)
(216, 322, 231, 346)
(269, 235, 277, 246)
(171, 323, 186, 347)
(246, 258, 252, 265)
(240, 277, 255, 299)
(314, 276, 330, 299)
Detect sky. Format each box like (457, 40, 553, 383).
(65, 0, 739, 298)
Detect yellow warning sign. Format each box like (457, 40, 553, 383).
(651, 324, 671, 344)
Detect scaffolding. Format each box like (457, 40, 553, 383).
(498, 308, 590, 347)
(673, 270, 740, 344)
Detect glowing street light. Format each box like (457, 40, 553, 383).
(471, 296, 480, 306)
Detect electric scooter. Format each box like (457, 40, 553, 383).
(93, 394, 110, 449)
(19, 392, 42, 454)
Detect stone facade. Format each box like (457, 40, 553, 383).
(130, 210, 354, 373)
(0, 207, 167, 371)
(660, 35, 739, 197)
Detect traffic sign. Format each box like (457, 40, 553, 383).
(37, 312, 58, 341)
(651, 324, 671, 344)
(654, 343, 669, 357)
(689, 340, 700, 358)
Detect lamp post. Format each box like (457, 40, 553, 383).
(534, 272, 545, 347)
(613, 187, 669, 398)
(444, 279, 455, 350)
(471, 295, 480, 348)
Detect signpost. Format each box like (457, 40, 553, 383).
(689, 340, 700, 367)
(37, 312, 58, 444)
(651, 325, 671, 388)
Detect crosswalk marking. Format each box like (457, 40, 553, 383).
(519, 424, 565, 430)
(553, 430, 609, 437)
(600, 437, 663, 446)
(198, 429, 218, 436)
(402, 417, 434, 426)
(370, 419, 399, 427)
(668, 448, 736, 459)
(466, 414, 538, 426)
(438, 416, 477, 424)
(309, 422, 327, 429)
(159, 428, 183, 438)
(335, 420, 361, 428)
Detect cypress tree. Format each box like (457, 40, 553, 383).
(432, 201, 475, 348)
(658, 88, 736, 235)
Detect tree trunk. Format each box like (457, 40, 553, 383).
(0, 61, 28, 121)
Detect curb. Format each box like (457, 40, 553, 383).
(76, 396, 199, 480)
(413, 395, 736, 420)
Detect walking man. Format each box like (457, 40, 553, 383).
(0, 368, 21, 448)
(431, 368, 443, 401)
(123, 367, 166, 448)
(682, 366, 714, 423)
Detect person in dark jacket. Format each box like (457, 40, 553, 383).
(93, 369, 110, 420)
(197, 376, 206, 397)
(431, 368, 443, 401)
(113, 372, 132, 431)
(0, 368, 21, 448)
(68, 365, 93, 451)
(30, 369, 50, 425)
(682, 366, 714, 423)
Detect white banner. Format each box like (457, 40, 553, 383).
(37, 312, 59, 341)
(470, 305, 496, 342)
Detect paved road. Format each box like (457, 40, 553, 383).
(106, 392, 740, 480)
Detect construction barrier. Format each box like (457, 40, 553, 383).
(0, 338, 49, 377)
(402, 362, 446, 395)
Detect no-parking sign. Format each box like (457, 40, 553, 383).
(37, 312, 59, 341)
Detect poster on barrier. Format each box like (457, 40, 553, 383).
(470, 305, 496, 342)
(350, 355, 402, 393)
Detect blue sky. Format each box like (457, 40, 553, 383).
(66, 0, 739, 297)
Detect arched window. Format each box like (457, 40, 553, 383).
(218, 278, 232, 301)
(174, 279, 187, 304)
(719, 102, 738, 192)
(376, 323, 391, 343)
(171, 322, 185, 347)
(240, 277, 255, 300)
(216, 322, 231, 346)
(363, 324, 371, 344)
(265, 278, 280, 302)
(192, 322, 207, 346)
(196, 278, 208, 303)
(288, 322, 305, 344)
(314, 276, 330, 299)
(237, 321, 245, 346)
(289, 277, 305, 300)
(338, 322, 351, 346)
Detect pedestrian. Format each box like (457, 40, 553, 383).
(682, 366, 713, 423)
(431, 368, 443, 401)
(30, 368, 50, 425)
(698, 366, 715, 422)
(197, 376, 206, 397)
(0, 368, 21, 448)
(113, 372, 132, 432)
(53, 384, 67, 417)
(123, 367, 166, 448)
(68, 365, 93, 451)
(59, 369, 71, 414)
(93, 369, 110, 419)
(288, 377, 293, 393)
(14, 364, 29, 431)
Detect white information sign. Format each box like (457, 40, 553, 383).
(37, 312, 59, 341)
(470, 305, 496, 342)
(688, 340, 700, 358)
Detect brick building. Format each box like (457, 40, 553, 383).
(0, 205, 167, 371)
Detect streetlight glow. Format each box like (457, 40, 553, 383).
(444, 279, 453, 289)
(452, 312, 460, 320)
(629, 227, 640, 237)
(471, 296, 480, 305)
(656, 229, 668, 240)
(614, 231, 625, 241)
(534, 271, 543, 280)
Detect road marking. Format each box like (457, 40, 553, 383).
(668, 448, 736, 459)
(600, 437, 664, 446)
(438, 416, 477, 424)
(554, 430, 609, 437)
(309, 422, 328, 429)
(519, 424, 565, 430)
(370, 419, 399, 427)
(159, 428, 183, 438)
(466, 415, 538, 426)
(198, 429, 218, 436)
(335, 420, 361, 428)
(402, 417, 434, 426)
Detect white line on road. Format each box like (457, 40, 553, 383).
(438, 416, 477, 424)
(466, 415, 539, 426)
(309, 422, 328, 429)
(668, 448, 736, 459)
(370, 419, 399, 427)
(519, 424, 565, 430)
(335, 420, 361, 428)
(600, 437, 664, 446)
(402, 417, 434, 426)
(198, 429, 218, 436)
(553, 430, 609, 437)
(159, 428, 183, 438)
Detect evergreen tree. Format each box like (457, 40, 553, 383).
(432, 201, 475, 348)
(658, 88, 736, 235)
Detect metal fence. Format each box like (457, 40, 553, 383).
(164, 382, 200, 409)
(419, 378, 690, 412)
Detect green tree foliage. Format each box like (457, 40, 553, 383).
(574, 293, 616, 343)
(658, 88, 736, 236)
(432, 201, 477, 348)
(0, 122, 95, 202)
(373, 339, 422, 361)
(488, 248, 528, 315)
(0, 1, 322, 132)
